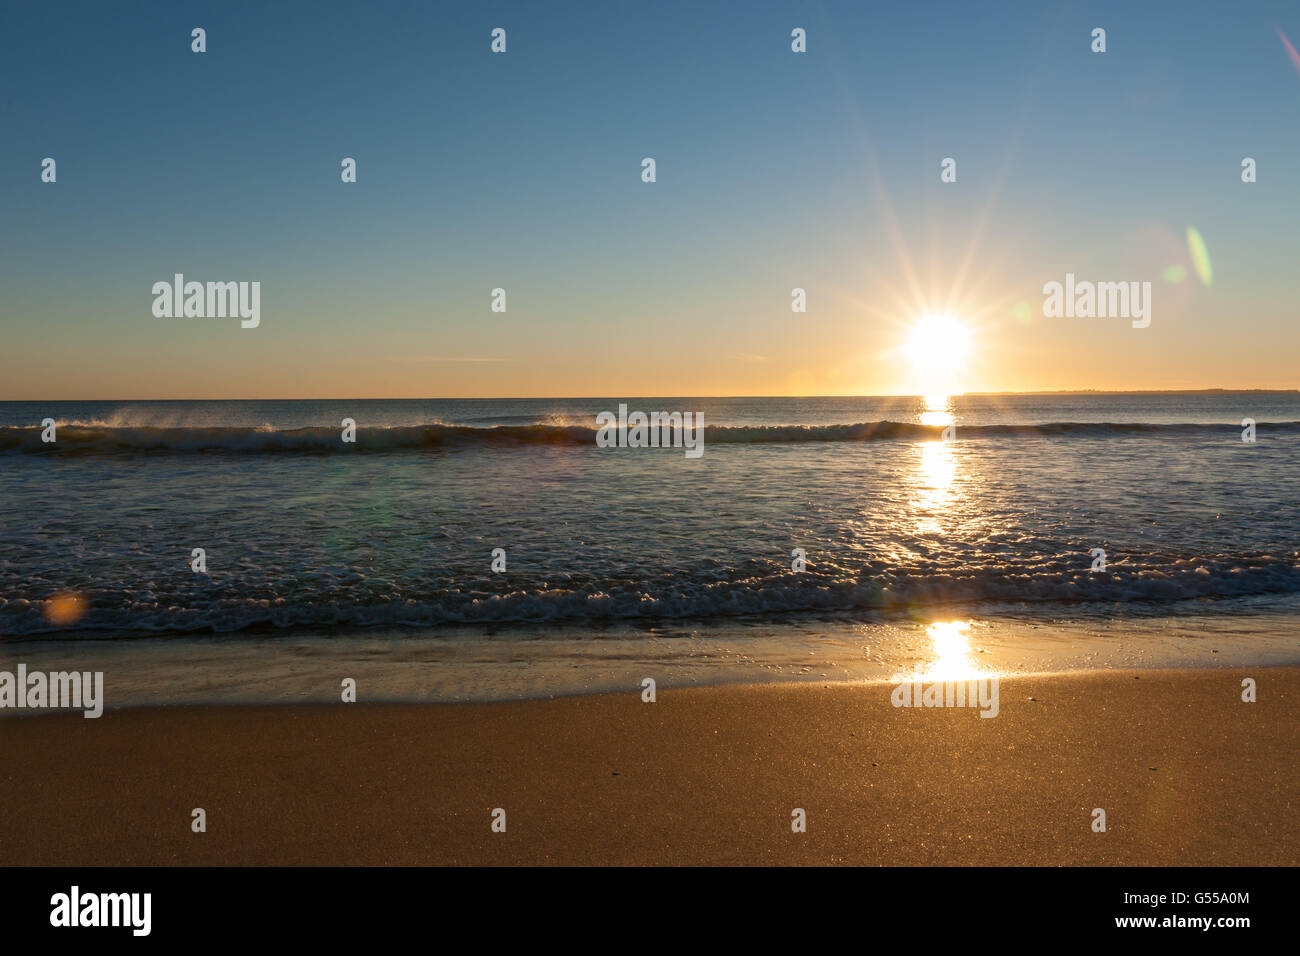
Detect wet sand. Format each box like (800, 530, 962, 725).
(0, 667, 1294, 865)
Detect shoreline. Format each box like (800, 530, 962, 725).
(1, 667, 1294, 865)
(2, 660, 1299, 717)
(4, 608, 1299, 708)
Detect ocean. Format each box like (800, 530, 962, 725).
(3, 393, 1298, 703)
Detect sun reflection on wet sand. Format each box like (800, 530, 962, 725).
(916, 620, 984, 681)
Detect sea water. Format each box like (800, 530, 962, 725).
(2, 393, 1297, 703)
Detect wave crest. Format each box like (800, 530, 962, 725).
(4, 420, 1296, 454)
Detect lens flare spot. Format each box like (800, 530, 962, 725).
(1279, 28, 1300, 79)
(1162, 264, 1186, 283)
(43, 592, 89, 627)
(1187, 227, 1213, 287)
(1012, 301, 1032, 324)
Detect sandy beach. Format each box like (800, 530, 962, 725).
(1, 666, 1294, 866)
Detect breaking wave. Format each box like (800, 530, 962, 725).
(4, 420, 1296, 455)
(4, 552, 1298, 638)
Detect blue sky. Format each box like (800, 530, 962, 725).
(3, 0, 1299, 397)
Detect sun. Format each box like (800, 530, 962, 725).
(901, 313, 972, 387)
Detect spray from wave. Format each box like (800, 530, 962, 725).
(4, 420, 1296, 455)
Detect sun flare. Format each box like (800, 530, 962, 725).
(901, 314, 972, 381)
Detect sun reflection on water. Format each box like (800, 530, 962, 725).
(912, 395, 958, 534)
(919, 394, 954, 428)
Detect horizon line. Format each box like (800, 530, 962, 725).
(2, 388, 1298, 402)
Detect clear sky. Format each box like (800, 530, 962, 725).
(3, 0, 1299, 399)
